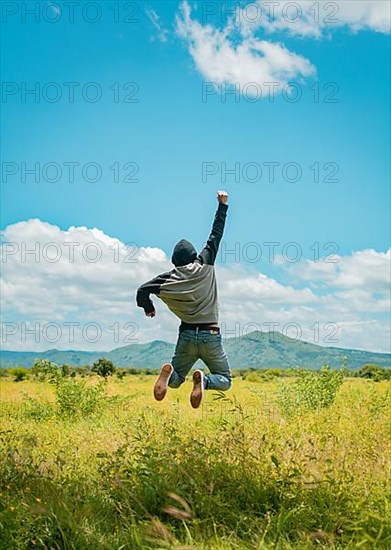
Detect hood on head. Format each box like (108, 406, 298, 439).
(171, 239, 197, 267)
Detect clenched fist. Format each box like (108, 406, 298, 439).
(217, 190, 228, 204)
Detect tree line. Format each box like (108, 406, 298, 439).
(0, 359, 390, 382)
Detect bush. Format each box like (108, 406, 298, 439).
(279, 366, 345, 417)
(144, 368, 158, 376)
(244, 372, 263, 383)
(32, 359, 61, 383)
(357, 364, 390, 381)
(55, 378, 105, 420)
(235, 368, 291, 380)
(61, 364, 71, 377)
(92, 358, 116, 378)
(262, 368, 284, 378)
(23, 397, 54, 421)
(257, 369, 284, 381)
(10, 368, 29, 382)
(73, 366, 92, 377)
(127, 367, 143, 375)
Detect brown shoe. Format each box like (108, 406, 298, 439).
(153, 363, 173, 401)
(190, 370, 204, 409)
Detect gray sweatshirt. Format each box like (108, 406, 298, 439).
(136, 203, 228, 324)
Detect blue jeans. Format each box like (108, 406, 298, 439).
(168, 330, 232, 391)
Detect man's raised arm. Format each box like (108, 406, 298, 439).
(198, 191, 229, 266)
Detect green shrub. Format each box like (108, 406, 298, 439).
(92, 358, 116, 378)
(73, 366, 92, 376)
(10, 368, 29, 382)
(244, 372, 263, 383)
(23, 397, 54, 421)
(116, 369, 127, 379)
(61, 364, 71, 377)
(55, 378, 105, 420)
(127, 367, 142, 375)
(279, 366, 345, 417)
(357, 364, 389, 381)
(32, 359, 61, 383)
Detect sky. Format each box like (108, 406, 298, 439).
(1, 0, 390, 354)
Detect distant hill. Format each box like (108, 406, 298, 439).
(1, 331, 390, 370)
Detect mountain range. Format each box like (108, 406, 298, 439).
(1, 331, 390, 370)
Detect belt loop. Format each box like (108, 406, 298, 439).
(196, 326, 199, 334)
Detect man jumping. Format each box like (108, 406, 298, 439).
(136, 191, 232, 408)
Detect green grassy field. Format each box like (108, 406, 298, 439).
(0, 375, 390, 549)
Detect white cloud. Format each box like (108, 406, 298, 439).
(1, 220, 390, 353)
(285, 248, 391, 291)
(174, 1, 389, 97)
(327, 0, 390, 33)
(218, 266, 317, 303)
(236, 1, 391, 37)
(146, 8, 169, 43)
(176, 0, 315, 96)
(1, 219, 174, 348)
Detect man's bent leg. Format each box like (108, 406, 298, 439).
(199, 333, 232, 391)
(169, 331, 198, 388)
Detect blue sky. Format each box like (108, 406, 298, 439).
(1, 1, 390, 353)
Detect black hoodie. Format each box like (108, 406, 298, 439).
(171, 239, 197, 267)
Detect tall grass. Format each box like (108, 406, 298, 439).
(0, 376, 390, 549)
